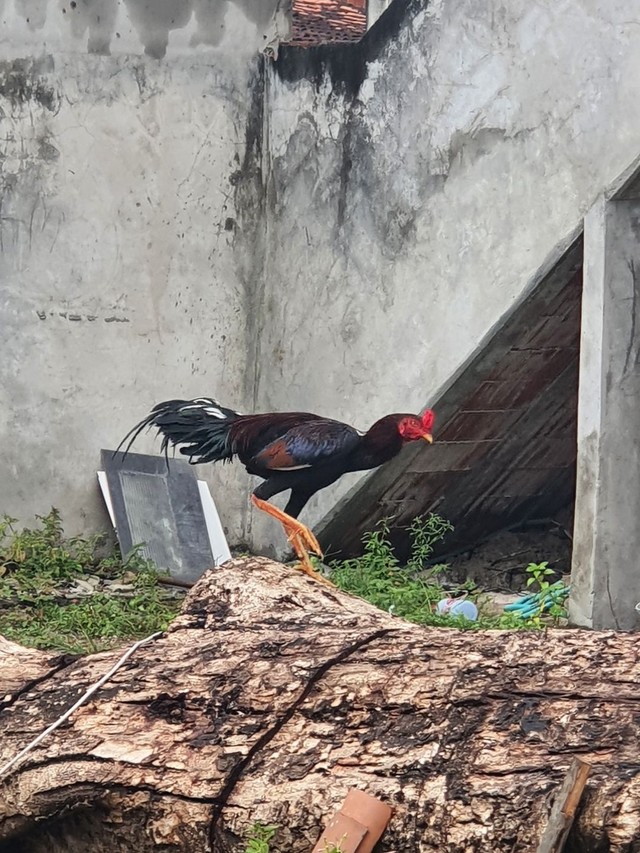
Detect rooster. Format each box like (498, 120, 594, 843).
(118, 398, 435, 584)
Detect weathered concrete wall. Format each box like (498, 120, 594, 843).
(0, 0, 289, 59)
(0, 1, 281, 542)
(248, 0, 640, 554)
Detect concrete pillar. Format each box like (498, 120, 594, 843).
(570, 186, 640, 629)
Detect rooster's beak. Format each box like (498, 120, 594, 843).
(422, 434, 433, 444)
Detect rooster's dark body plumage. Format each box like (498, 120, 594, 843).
(119, 397, 435, 581)
(120, 397, 430, 517)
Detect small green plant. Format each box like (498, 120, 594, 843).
(525, 560, 568, 622)
(494, 610, 544, 629)
(243, 823, 278, 853)
(405, 513, 454, 573)
(0, 509, 183, 654)
(525, 560, 555, 592)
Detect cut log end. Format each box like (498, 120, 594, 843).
(0, 556, 639, 852)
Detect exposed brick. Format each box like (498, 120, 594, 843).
(287, 0, 367, 47)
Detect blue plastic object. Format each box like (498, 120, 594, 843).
(503, 585, 570, 618)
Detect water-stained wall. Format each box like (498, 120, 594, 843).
(0, 2, 276, 541)
(248, 0, 640, 554)
(1, 0, 289, 58)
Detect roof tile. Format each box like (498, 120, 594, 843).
(287, 0, 367, 47)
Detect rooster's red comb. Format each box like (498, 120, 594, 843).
(421, 410, 435, 431)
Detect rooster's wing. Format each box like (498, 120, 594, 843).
(238, 417, 361, 473)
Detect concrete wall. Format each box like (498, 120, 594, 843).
(0, 0, 285, 542)
(248, 0, 640, 554)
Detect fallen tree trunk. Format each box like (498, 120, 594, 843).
(0, 557, 639, 852)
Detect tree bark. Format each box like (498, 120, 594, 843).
(0, 556, 639, 853)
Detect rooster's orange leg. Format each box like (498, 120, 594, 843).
(251, 496, 323, 555)
(251, 496, 333, 586)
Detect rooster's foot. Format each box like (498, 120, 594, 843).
(289, 533, 335, 587)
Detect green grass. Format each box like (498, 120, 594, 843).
(0, 509, 182, 654)
(329, 515, 558, 630)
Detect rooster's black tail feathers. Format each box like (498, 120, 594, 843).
(116, 397, 241, 465)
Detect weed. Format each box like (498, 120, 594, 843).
(0, 509, 183, 654)
(243, 823, 278, 853)
(525, 560, 555, 591)
(329, 515, 457, 626)
(405, 513, 454, 573)
(330, 515, 556, 631)
(525, 560, 569, 622)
